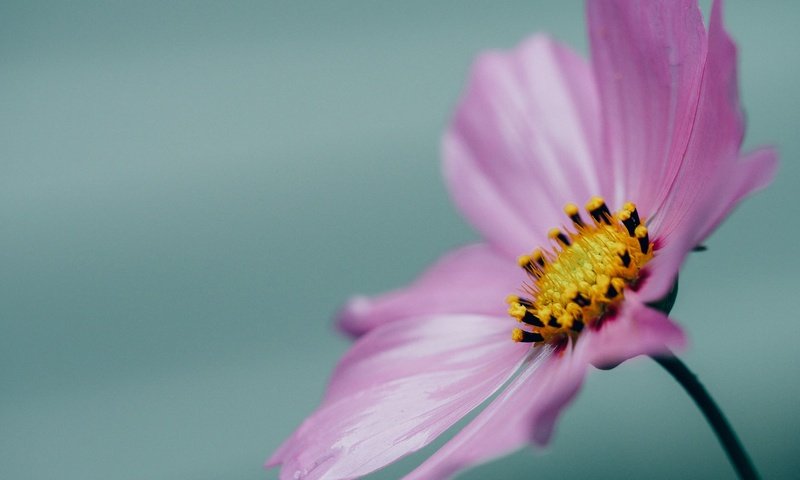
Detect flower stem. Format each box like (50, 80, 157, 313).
(651, 354, 759, 480)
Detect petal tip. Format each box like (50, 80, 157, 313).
(265, 447, 284, 469)
(335, 295, 372, 337)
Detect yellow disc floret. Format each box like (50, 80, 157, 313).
(509, 198, 653, 345)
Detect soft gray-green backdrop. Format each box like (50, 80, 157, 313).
(1, 1, 797, 479)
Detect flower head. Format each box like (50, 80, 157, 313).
(268, 1, 777, 479)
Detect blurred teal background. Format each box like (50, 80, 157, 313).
(1, 1, 797, 479)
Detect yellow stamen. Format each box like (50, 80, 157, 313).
(507, 199, 654, 345)
(508, 302, 527, 321)
(531, 249, 545, 266)
(505, 294, 520, 305)
(564, 203, 580, 217)
(548, 228, 571, 247)
(586, 196, 604, 212)
(512, 328, 524, 343)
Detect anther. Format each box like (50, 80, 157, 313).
(521, 310, 544, 327)
(570, 319, 585, 333)
(623, 201, 641, 226)
(564, 203, 585, 228)
(532, 249, 546, 267)
(517, 254, 540, 276)
(547, 315, 561, 328)
(508, 302, 527, 321)
(635, 225, 650, 254)
(573, 292, 591, 307)
(586, 196, 612, 225)
(618, 248, 631, 268)
(512, 328, 544, 343)
(607, 278, 626, 299)
(548, 228, 571, 247)
(606, 282, 619, 299)
(618, 209, 637, 236)
(509, 301, 545, 326)
(507, 294, 534, 308)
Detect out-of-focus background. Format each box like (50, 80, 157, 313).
(1, 1, 797, 479)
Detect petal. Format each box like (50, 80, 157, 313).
(337, 244, 524, 337)
(638, 148, 777, 302)
(692, 147, 778, 245)
(268, 314, 529, 480)
(405, 344, 587, 480)
(582, 294, 686, 369)
(444, 35, 606, 258)
(636, 1, 778, 301)
(634, 242, 688, 303)
(587, 0, 707, 215)
(649, 0, 753, 243)
(404, 296, 686, 480)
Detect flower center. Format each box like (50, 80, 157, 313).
(507, 197, 653, 345)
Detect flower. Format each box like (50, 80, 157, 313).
(268, 1, 777, 479)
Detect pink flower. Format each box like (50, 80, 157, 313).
(268, 1, 777, 479)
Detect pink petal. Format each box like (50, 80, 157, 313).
(582, 293, 686, 369)
(404, 344, 587, 480)
(692, 147, 778, 245)
(648, 0, 743, 243)
(405, 295, 685, 480)
(634, 243, 688, 304)
(637, 1, 778, 302)
(337, 244, 524, 337)
(268, 314, 529, 480)
(638, 148, 777, 302)
(444, 34, 607, 258)
(587, 0, 707, 215)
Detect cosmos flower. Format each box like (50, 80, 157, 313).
(268, 1, 777, 479)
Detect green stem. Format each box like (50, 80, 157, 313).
(651, 354, 759, 480)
